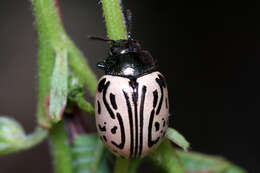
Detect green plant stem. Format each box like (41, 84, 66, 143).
(166, 127, 190, 151)
(32, 0, 58, 128)
(73, 97, 95, 115)
(0, 116, 48, 155)
(31, 0, 97, 173)
(32, 1, 73, 172)
(22, 127, 48, 149)
(101, 0, 127, 40)
(68, 43, 98, 96)
(32, 1, 97, 120)
(49, 121, 73, 173)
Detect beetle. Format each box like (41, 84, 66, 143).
(94, 10, 169, 158)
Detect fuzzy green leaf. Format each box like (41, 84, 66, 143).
(166, 127, 190, 151)
(73, 97, 95, 115)
(71, 134, 108, 173)
(0, 116, 47, 155)
(175, 150, 247, 173)
(49, 48, 69, 122)
(68, 45, 98, 96)
(32, 0, 66, 128)
(0, 116, 26, 154)
(68, 75, 95, 115)
(149, 139, 185, 173)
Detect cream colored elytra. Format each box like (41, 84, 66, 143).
(95, 71, 169, 158)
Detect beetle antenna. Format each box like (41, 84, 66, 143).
(125, 9, 132, 39)
(88, 36, 113, 42)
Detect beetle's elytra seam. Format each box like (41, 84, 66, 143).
(130, 79, 139, 158)
(138, 85, 147, 157)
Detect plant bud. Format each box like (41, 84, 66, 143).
(0, 116, 26, 154)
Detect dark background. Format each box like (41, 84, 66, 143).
(0, 0, 258, 172)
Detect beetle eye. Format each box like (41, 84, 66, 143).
(97, 61, 106, 69)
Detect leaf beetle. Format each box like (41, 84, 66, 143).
(93, 10, 169, 158)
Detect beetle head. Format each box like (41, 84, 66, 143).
(91, 10, 157, 77)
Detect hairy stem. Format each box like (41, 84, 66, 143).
(101, 0, 127, 40)
(73, 97, 95, 115)
(149, 140, 185, 173)
(49, 121, 73, 173)
(32, 1, 97, 115)
(32, 0, 73, 171)
(22, 127, 48, 149)
(68, 44, 98, 96)
(32, 0, 72, 173)
(32, 0, 59, 128)
(31, 0, 97, 172)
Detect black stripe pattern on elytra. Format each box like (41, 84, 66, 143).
(148, 110, 160, 147)
(97, 78, 115, 119)
(98, 73, 167, 157)
(129, 79, 139, 158)
(155, 74, 166, 115)
(111, 113, 125, 149)
(97, 100, 101, 114)
(98, 124, 106, 132)
(123, 90, 134, 157)
(111, 126, 117, 134)
(98, 78, 107, 92)
(138, 86, 147, 157)
(153, 90, 158, 108)
(148, 89, 160, 148)
(155, 122, 160, 131)
(110, 93, 118, 110)
(98, 77, 127, 153)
